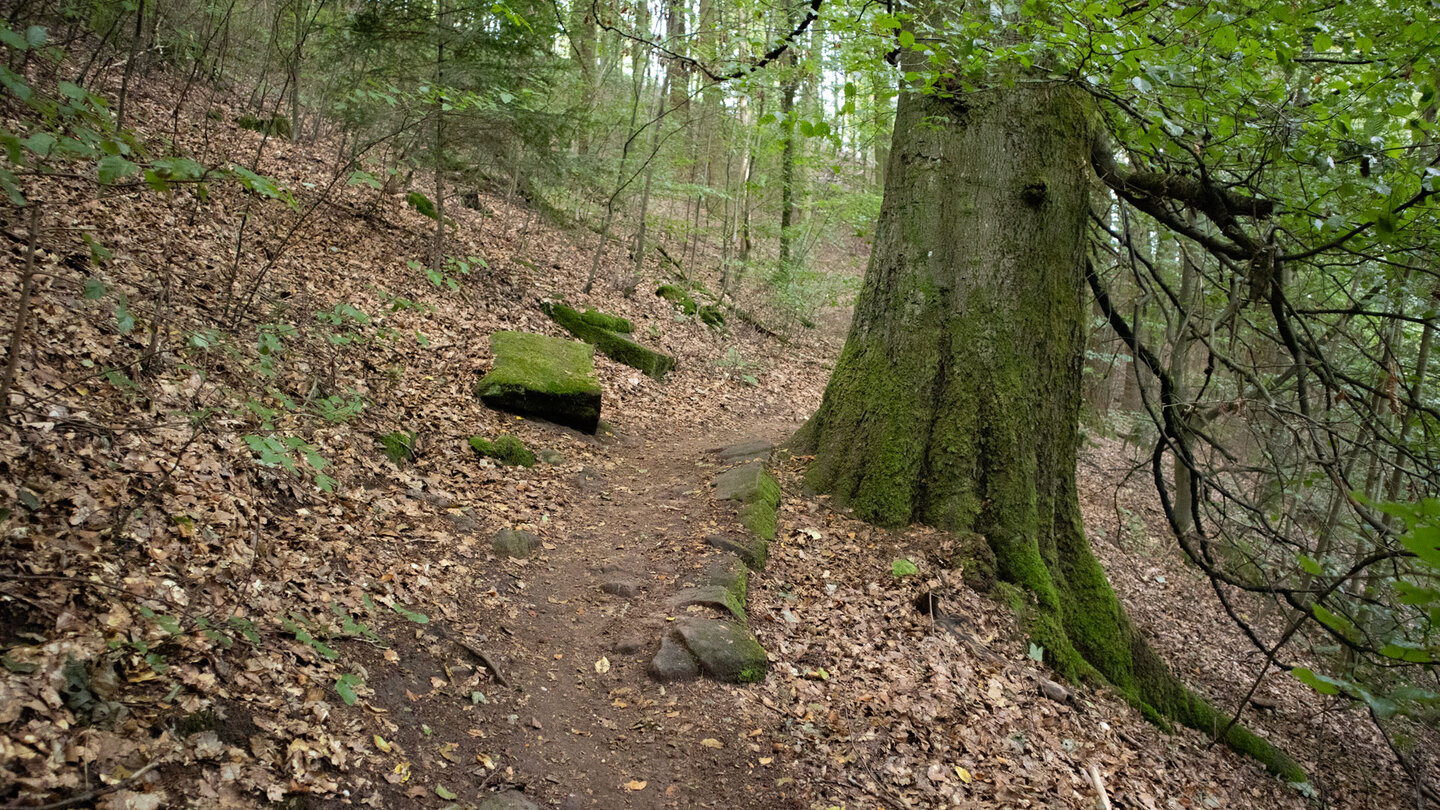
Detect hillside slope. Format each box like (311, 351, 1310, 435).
(0, 65, 1422, 810)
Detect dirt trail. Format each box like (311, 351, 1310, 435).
(354, 416, 800, 810)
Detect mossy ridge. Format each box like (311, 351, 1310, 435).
(237, 114, 291, 138)
(578, 308, 632, 333)
(469, 434, 536, 467)
(541, 302, 676, 381)
(475, 331, 602, 432)
(793, 84, 1306, 784)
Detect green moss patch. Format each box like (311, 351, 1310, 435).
(469, 434, 536, 467)
(475, 331, 602, 433)
(656, 285, 698, 315)
(540, 302, 675, 381)
(379, 431, 415, 466)
(579, 308, 632, 333)
(238, 114, 291, 138)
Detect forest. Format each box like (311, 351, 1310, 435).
(0, 0, 1437, 807)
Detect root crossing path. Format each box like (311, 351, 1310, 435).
(361, 417, 800, 810)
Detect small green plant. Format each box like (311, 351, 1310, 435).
(379, 430, 414, 465)
(717, 348, 760, 386)
(309, 391, 366, 423)
(891, 558, 919, 578)
(243, 433, 337, 491)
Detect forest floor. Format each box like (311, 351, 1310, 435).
(0, 68, 1433, 810)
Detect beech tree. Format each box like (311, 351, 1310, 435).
(795, 0, 1440, 784)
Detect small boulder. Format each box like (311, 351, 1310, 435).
(673, 585, 746, 623)
(600, 579, 640, 598)
(649, 632, 700, 682)
(675, 619, 768, 683)
(713, 461, 780, 504)
(476, 332, 602, 433)
(705, 534, 769, 571)
(492, 529, 542, 559)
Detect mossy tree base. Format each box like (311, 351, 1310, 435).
(792, 82, 1305, 783)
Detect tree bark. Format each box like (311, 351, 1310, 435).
(792, 80, 1304, 782)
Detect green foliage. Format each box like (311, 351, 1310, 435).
(243, 433, 336, 492)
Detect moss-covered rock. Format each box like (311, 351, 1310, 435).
(379, 431, 415, 466)
(705, 533, 769, 570)
(698, 305, 726, 327)
(656, 285, 698, 315)
(475, 332, 602, 433)
(469, 434, 536, 467)
(491, 529, 541, 559)
(675, 619, 768, 683)
(715, 461, 782, 543)
(541, 302, 675, 381)
(237, 114, 291, 138)
(579, 308, 632, 333)
(405, 191, 437, 220)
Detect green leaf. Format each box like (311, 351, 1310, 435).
(891, 558, 918, 578)
(0, 25, 28, 50)
(25, 26, 46, 49)
(1378, 643, 1434, 664)
(435, 786, 457, 800)
(114, 297, 134, 334)
(898, 30, 915, 49)
(335, 673, 362, 705)
(83, 277, 107, 300)
(1291, 667, 1342, 695)
(1401, 524, 1440, 567)
(347, 170, 381, 189)
(98, 155, 139, 185)
(390, 603, 430, 624)
(23, 133, 55, 158)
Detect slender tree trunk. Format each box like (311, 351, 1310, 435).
(792, 80, 1303, 782)
(776, 1, 799, 279)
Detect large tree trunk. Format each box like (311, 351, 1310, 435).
(792, 80, 1304, 782)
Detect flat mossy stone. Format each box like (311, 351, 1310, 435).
(675, 619, 768, 684)
(698, 304, 726, 327)
(673, 585, 746, 623)
(469, 434, 537, 467)
(579, 308, 632, 333)
(649, 631, 700, 682)
(476, 332, 602, 433)
(492, 529, 542, 559)
(714, 461, 780, 506)
(705, 535, 769, 570)
(717, 439, 773, 461)
(541, 302, 675, 381)
(702, 555, 749, 598)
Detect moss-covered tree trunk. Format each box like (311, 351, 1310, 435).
(793, 81, 1304, 782)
